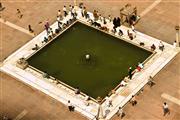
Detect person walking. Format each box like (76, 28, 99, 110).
(16, 9, 23, 18)
(163, 102, 170, 116)
(103, 17, 107, 24)
(117, 107, 125, 119)
(131, 95, 137, 106)
(28, 25, 34, 33)
(148, 76, 155, 87)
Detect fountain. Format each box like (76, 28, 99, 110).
(85, 54, 90, 60)
(79, 52, 96, 67)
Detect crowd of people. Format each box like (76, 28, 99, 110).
(0, 1, 178, 120)
(25, 3, 174, 119)
(27, 3, 169, 55)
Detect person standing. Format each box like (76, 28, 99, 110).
(131, 95, 137, 106)
(163, 102, 170, 116)
(43, 37, 48, 43)
(128, 67, 133, 79)
(159, 41, 164, 51)
(118, 29, 123, 36)
(173, 40, 177, 48)
(67, 100, 75, 112)
(85, 95, 90, 106)
(116, 17, 121, 27)
(71, 6, 76, 18)
(113, 17, 117, 28)
(57, 16, 62, 28)
(83, 7, 88, 19)
(57, 10, 63, 20)
(81, 7, 84, 17)
(131, 25, 135, 32)
(103, 17, 107, 24)
(151, 44, 156, 51)
(69, 5, 72, 12)
(57, 10, 61, 16)
(44, 20, 50, 35)
(63, 6, 68, 17)
(99, 14, 103, 22)
(106, 97, 113, 107)
(74, 87, 80, 94)
(108, 15, 112, 23)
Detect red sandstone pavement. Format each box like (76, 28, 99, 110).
(112, 53, 180, 120)
(0, 72, 87, 120)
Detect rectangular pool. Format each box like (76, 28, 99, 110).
(27, 21, 152, 99)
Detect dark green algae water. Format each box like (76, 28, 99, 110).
(28, 22, 152, 99)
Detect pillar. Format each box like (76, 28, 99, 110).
(175, 25, 180, 47)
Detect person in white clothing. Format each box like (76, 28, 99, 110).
(57, 10, 63, 20)
(173, 40, 177, 48)
(117, 107, 125, 119)
(63, 6, 68, 17)
(57, 16, 62, 28)
(67, 100, 75, 111)
(163, 102, 170, 116)
(131, 25, 135, 32)
(159, 41, 164, 51)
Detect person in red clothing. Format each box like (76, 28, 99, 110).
(136, 62, 144, 72)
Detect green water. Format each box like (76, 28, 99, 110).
(28, 22, 152, 99)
